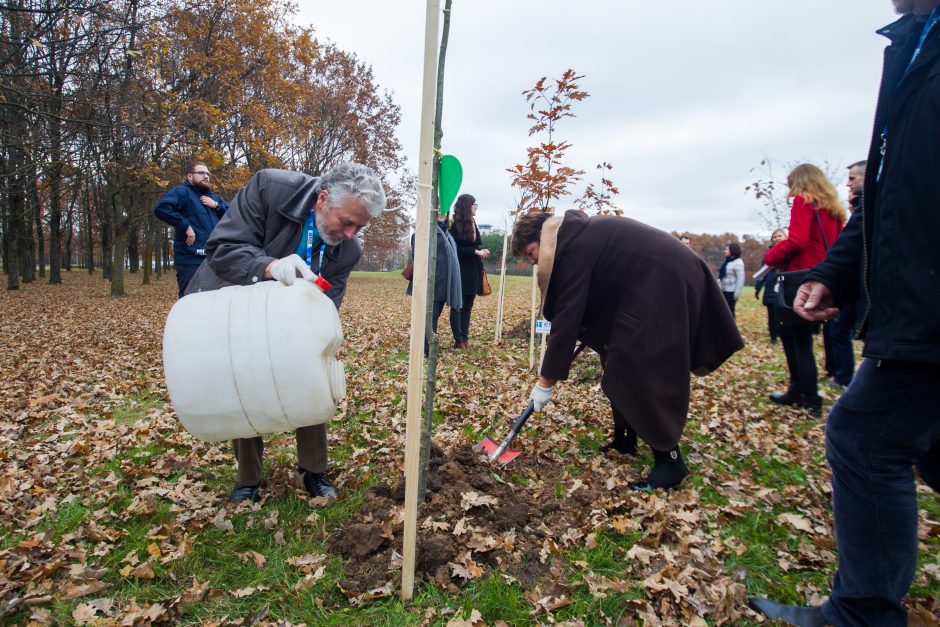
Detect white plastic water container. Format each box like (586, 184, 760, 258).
(162, 280, 346, 442)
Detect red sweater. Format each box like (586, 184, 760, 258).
(764, 195, 843, 271)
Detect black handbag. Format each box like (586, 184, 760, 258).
(773, 209, 830, 327)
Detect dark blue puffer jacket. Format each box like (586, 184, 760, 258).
(153, 181, 229, 266)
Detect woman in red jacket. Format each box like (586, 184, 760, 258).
(764, 164, 846, 416)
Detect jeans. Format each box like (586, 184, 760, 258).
(777, 322, 821, 404)
(450, 293, 476, 343)
(176, 264, 199, 298)
(821, 358, 940, 626)
(826, 301, 858, 386)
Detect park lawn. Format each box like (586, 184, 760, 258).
(0, 270, 937, 625)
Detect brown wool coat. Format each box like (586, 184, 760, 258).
(539, 211, 744, 451)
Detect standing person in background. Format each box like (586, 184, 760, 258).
(449, 194, 489, 350)
(717, 241, 745, 318)
(751, 1, 940, 623)
(185, 164, 387, 503)
(764, 164, 846, 417)
(754, 228, 788, 344)
(407, 213, 462, 355)
(679, 235, 692, 248)
(823, 160, 868, 389)
(153, 161, 229, 297)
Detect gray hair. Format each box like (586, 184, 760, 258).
(321, 163, 387, 218)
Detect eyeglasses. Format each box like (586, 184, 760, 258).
(190, 170, 210, 176)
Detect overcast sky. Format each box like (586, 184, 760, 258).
(294, 1, 898, 236)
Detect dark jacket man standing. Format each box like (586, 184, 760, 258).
(153, 161, 229, 297)
(185, 164, 387, 503)
(751, 1, 940, 625)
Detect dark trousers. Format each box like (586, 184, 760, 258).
(722, 291, 737, 318)
(450, 293, 476, 343)
(826, 301, 858, 386)
(821, 359, 940, 626)
(777, 323, 821, 403)
(764, 304, 779, 344)
(176, 264, 199, 298)
(424, 300, 447, 355)
(232, 423, 328, 486)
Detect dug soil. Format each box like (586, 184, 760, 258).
(327, 443, 608, 597)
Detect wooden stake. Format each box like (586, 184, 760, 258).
(494, 229, 508, 342)
(401, 0, 440, 603)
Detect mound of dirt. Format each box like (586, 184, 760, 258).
(326, 442, 609, 598)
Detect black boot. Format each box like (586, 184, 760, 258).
(632, 447, 688, 492)
(299, 469, 338, 498)
(748, 598, 827, 626)
(599, 427, 638, 455)
(769, 389, 803, 406)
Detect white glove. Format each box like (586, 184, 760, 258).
(269, 254, 315, 286)
(529, 384, 553, 412)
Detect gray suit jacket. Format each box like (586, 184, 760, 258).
(185, 169, 362, 309)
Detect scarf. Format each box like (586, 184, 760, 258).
(718, 254, 739, 280)
(440, 222, 463, 309)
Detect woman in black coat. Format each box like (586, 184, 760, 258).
(448, 194, 489, 350)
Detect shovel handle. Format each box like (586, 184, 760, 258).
(489, 401, 535, 461)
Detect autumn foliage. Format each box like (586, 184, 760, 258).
(0, 0, 410, 294)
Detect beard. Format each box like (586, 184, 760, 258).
(314, 206, 342, 246)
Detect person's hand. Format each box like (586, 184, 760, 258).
(267, 254, 315, 286)
(200, 195, 218, 209)
(185, 226, 196, 246)
(754, 290, 760, 300)
(794, 280, 840, 321)
(529, 384, 553, 412)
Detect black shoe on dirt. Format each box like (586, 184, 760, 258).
(300, 470, 338, 498)
(631, 448, 688, 492)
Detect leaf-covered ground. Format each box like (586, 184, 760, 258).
(1, 270, 937, 626)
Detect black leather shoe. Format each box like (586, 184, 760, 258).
(228, 483, 260, 503)
(801, 401, 823, 418)
(748, 598, 828, 626)
(769, 390, 803, 406)
(301, 470, 338, 498)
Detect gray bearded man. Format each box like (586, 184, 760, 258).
(186, 163, 386, 503)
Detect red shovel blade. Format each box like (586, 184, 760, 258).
(475, 437, 523, 465)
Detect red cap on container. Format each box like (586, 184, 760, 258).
(314, 275, 332, 292)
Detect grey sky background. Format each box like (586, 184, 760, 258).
(295, 1, 898, 236)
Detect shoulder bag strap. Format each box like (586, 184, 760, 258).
(813, 207, 830, 251)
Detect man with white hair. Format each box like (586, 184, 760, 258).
(186, 163, 387, 502)
(750, 0, 940, 624)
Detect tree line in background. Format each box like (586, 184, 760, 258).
(0, 0, 413, 294)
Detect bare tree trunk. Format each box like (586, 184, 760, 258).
(30, 169, 45, 279)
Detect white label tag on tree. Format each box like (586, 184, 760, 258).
(535, 320, 551, 335)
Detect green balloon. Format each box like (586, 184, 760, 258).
(438, 155, 463, 216)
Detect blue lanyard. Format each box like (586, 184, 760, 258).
(906, 7, 940, 73)
(879, 8, 939, 180)
(300, 210, 326, 275)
